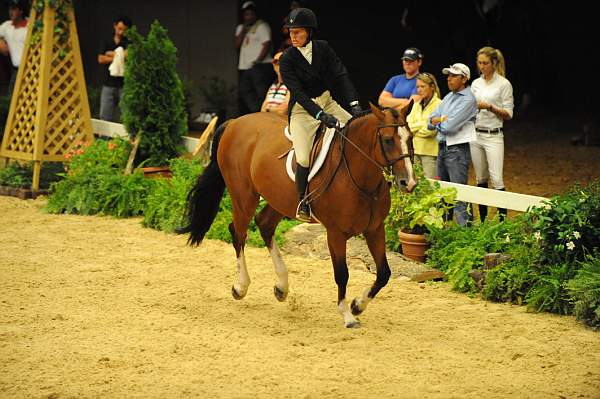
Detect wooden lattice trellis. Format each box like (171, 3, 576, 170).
(0, 4, 92, 190)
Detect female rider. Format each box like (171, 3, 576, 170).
(279, 8, 362, 222)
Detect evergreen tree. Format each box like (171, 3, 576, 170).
(121, 20, 186, 166)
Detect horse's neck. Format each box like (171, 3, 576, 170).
(341, 116, 382, 188)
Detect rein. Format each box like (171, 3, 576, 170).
(305, 118, 412, 224)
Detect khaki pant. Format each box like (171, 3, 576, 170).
(290, 91, 351, 167)
(415, 154, 437, 179)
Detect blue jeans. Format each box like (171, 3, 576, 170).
(99, 85, 123, 122)
(437, 142, 471, 226)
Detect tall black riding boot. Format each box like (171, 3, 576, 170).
(477, 182, 488, 222)
(295, 165, 311, 222)
(498, 188, 508, 221)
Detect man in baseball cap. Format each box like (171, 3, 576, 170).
(442, 63, 471, 80)
(401, 47, 423, 61)
(427, 61, 478, 226)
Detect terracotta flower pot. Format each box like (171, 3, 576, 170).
(142, 166, 172, 179)
(398, 230, 430, 263)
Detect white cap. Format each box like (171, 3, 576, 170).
(241, 1, 255, 10)
(442, 63, 471, 80)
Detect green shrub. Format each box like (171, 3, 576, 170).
(525, 181, 600, 265)
(121, 20, 187, 166)
(143, 158, 204, 232)
(427, 217, 529, 292)
(46, 138, 154, 216)
(567, 253, 600, 329)
(0, 161, 64, 189)
(206, 196, 300, 248)
(482, 242, 539, 305)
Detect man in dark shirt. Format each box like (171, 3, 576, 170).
(97, 16, 131, 122)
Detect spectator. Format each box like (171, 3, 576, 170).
(0, 0, 29, 100)
(97, 15, 131, 122)
(428, 63, 478, 226)
(378, 47, 423, 110)
(406, 72, 442, 178)
(260, 51, 289, 117)
(470, 46, 514, 221)
(279, 7, 362, 222)
(235, 1, 274, 115)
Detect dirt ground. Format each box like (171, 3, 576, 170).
(1, 111, 600, 398)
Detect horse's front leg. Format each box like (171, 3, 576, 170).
(351, 224, 391, 316)
(327, 229, 360, 328)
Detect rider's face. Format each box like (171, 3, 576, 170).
(289, 28, 309, 47)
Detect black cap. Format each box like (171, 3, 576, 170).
(402, 47, 423, 61)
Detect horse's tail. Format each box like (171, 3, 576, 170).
(177, 120, 230, 245)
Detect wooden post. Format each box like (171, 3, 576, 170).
(0, 2, 93, 192)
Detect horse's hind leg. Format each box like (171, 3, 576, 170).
(351, 224, 391, 316)
(229, 194, 260, 300)
(255, 204, 288, 301)
(327, 229, 360, 328)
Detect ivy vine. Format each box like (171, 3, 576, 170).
(30, 0, 73, 58)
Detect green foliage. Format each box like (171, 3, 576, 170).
(567, 252, 600, 329)
(31, 0, 72, 58)
(45, 138, 155, 216)
(121, 21, 187, 166)
(525, 181, 600, 265)
(143, 158, 204, 232)
(482, 242, 539, 305)
(0, 161, 64, 189)
(427, 217, 530, 292)
(206, 196, 300, 248)
(385, 165, 456, 250)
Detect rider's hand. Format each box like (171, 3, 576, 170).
(318, 112, 339, 128)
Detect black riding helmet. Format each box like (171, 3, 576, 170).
(284, 7, 317, 31)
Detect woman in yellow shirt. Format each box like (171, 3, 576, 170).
(406, 72, 442, 178)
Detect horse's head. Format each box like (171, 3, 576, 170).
(368, 102, 417, 192)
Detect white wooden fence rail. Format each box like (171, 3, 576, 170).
(91, 118, 200, 153)
(430, 179, 548, 212)
(91, 118, 548, 212)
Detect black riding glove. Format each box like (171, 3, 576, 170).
(350, 104, 362, 116)
(318, 112, 339, 128)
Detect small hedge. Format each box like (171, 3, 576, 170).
(427, 180, 600, 329)
(45, 138, 298, 247)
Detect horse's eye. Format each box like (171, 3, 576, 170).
(383, 137, 395, 146)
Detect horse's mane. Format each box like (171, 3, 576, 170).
(344, 107, 400, 129)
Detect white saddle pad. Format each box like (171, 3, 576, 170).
(284, 125, 339, 182)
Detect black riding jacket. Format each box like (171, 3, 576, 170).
(279, 40, 359, 120)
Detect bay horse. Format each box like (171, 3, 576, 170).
(179, 102, 416, 328)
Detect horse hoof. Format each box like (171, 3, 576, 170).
(274, 286, 288, 302)
(345, 320, 361, 329)
(351, 298, 363, 316)
(231, 285, 244, 300)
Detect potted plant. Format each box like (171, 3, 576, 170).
(385, 165, 456, 262)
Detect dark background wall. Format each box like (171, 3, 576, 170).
(0, 1, 594, 117)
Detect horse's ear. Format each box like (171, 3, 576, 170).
(369, 102, 385, 121)
(404, 98, 414, 118)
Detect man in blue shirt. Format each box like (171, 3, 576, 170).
(378, 47, 423, 110)
(428, 63, 478, 226)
